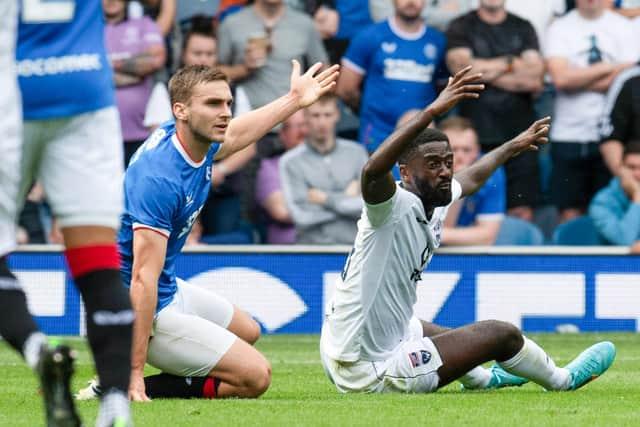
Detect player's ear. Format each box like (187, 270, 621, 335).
(172, 102, 187, 121)
(398, 163, 410, 183)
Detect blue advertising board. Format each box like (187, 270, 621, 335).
(8, 248, 640, 335)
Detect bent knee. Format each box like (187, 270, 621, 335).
(242, 361, 271, 398)
(244, 320, 261, 345)
(487, 320, 523, 348)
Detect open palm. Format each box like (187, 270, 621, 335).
(510, 116, 551, 157)
(289, 60, 340, 108)
(429, 65, 484, 117)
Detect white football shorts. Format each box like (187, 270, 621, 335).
(0, 0, 21, 257)
(21, 106, 124, 229)
(147, 279, 236, 377)
(320, 316, 443, 393)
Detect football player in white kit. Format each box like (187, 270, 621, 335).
(320, 66, 616, 394)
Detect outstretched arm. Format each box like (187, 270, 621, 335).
(129, 228, 167, 402)
(214, 61, 339, 161)
(455, 117, 550, 198)
(361, 66, 484, 204)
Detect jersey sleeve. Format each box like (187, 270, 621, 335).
(445, 16, 469, 50)
(141, 16, 164, 49)
(543, 20, 568, 59)
(364, 192, 396, 228)
(603, 78, 633, 142)
(451, 178, 462, 204)
(126, 174, 179, 238)
(342, 25, 376, 75)
(520, 19, 540, 52)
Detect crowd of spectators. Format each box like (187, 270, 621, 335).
(16, 0, 640, 252)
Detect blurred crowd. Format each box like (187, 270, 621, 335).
(17, 0, 640, 251)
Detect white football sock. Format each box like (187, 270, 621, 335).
(23, 332, 47, 370)
(458, 366, 491, 389)
(96, 390, 131, 427)
(498, 337, 570, 390)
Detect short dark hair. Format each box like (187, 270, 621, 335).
(168, 65, 228, 105)
(623, 141, 640, 158)
(181, 15, 216, 54)
(397, 128, 449, 165)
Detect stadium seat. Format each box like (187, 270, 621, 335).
(552, 215, 606, 245)
(495, 216, 545, 246)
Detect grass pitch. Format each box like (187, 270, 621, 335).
(1, 333, 638, 427)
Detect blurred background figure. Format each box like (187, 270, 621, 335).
(446, 0, 544, 222)
(589, 141, 640, 252)
(599, 66, 640, 176)
(104, 0, 167, 166)
(439, 117, 506, 246)
(545, 0, 639, 224)
(369, 0, 475, 31)
(216, 0, 328, 109)
(337, 0, 448, 157)
(280, 94, 368, 244)
(255, 111, 308, 244)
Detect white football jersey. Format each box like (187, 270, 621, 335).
(322, 179, 462, 362)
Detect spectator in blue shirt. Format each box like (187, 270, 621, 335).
(336, 0, 447, 154)
(589, 141, 640, 252)
(439, 117, 507, 246)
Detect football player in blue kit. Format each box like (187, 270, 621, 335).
(1, 0, 134, 426)
(76, 62, 338, 402)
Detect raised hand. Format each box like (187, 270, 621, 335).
(508, 116, 551, 157)
(428, 65, 484, 117)
(289, 60, 340, 108)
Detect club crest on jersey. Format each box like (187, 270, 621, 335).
(381, 42, 397, 54)
(423, 43, 438, 60)
(409, 350, 432, 368)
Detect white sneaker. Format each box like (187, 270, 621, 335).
(75, 377, 102, 400)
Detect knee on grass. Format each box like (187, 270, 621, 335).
(238, 361, 271, 398)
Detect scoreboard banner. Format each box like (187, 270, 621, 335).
(8, 247, 640, 335)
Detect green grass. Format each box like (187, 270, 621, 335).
(1, 333, 639, 426)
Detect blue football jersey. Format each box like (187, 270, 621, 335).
(16, 0, 115, 119)
(343, 19, 447, 152)
(457, 165, 506, 227)
(119, 121, 220, 312)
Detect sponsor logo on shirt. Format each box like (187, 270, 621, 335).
(16, 54, 102, 77)
(423, 43, 438, 60)
(381, 42, 397, 53)
(383, 58, 434, 83)
(409, 350, 432, 368)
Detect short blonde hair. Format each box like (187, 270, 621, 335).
(168, 65, 229, 105)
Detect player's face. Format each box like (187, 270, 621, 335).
(103, 0, 126, 19)
(624, 153, 640, 182)
(305, 100, 339, 144)
(447, 128, 480, 174)
(402, 141, 454, 207)
(280, 111, 308, 150)
(576, 0, 605, 14)
(479, 0, 506, 11)
(393, 0, 425, 21)
(182, 34, 217, 68)
(185, 81, 233, 142)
